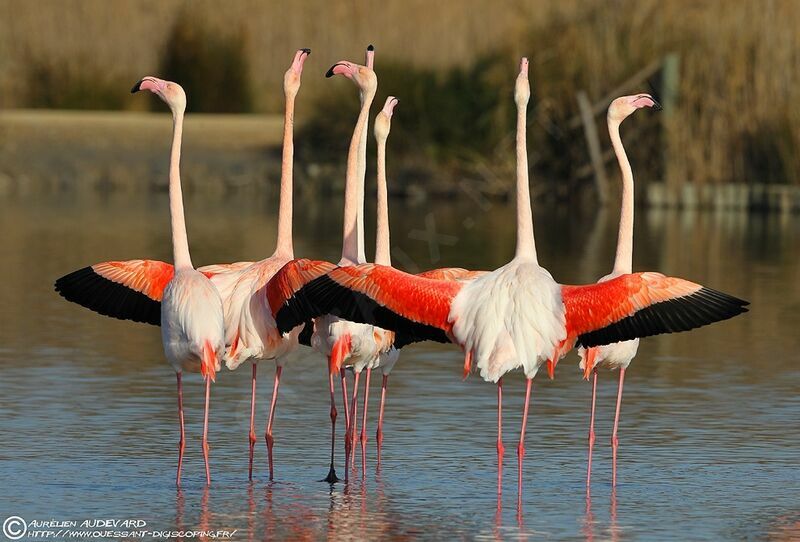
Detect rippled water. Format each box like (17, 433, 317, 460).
(1, 189, 798, 541)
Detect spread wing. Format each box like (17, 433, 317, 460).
(54, 259, 251, 326)
(562, 272, 749, 347)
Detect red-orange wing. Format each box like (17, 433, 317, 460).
(54, 259, 248, 326)
(54, 260, 175, 325)
(267, 258, 336, 318)
(329, 265, 462, 332)
(562, 272, 749, 347)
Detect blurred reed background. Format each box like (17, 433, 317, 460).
(0, 0, 798, 202)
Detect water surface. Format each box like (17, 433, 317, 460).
(1, 190, 798, 541)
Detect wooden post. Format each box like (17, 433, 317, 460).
(577, 90, 609, 204)
(661, 53, 680, 202)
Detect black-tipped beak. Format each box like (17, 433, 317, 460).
(301, 48, 311, 55)
(646, 79, 663, 111)
(367, 44, 375, 51)
(325, 63, 342, 78)
(131, 80, 143, 94)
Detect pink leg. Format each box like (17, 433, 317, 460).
(340, 367, 351, 468)
(202, 375, 212, 486)
(586, 368, 598, 487)
(517, 378, 532, 499)
(265, 365, 282, 481)
(322, 362, 340, 483)
(360, 368, 371, 474)
(611, 368, 625, 487)
(497, 378, 505, 496)
(349, 371, 361, 475)
(376, 374, 389, 466)
(176, 372, 185, 487)
(248, 363, 257, 481)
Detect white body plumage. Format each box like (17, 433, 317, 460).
(221, 256, 302, 371)
(312, 314, 394, 374)
(161, 269, 225, 375)
(449, 258, 566, 382)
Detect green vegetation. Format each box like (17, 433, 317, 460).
(159, 10, 253, 113)
(3, 0, 798, 189)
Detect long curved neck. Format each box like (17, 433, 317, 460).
(608, 117, 633, 274)
(274, 90, 296, 259)
(356, 89, 368, 263)
(341, 86, 375, 265)
(374, 132, 391, 266)
(514, 100, 537, 262)
(169, 110, 193, 270)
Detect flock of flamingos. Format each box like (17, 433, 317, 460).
(54, 46, 748, 493)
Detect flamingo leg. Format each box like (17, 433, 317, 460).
(376, 374, 389, 465)
(340, 367, 351, 467)
(349, 371, 361, 475)
(202, 375, 212, 486)
(517, 378, 532, 499)
(360, 368, 371, 474)
(497, 377, 505, 496)
(586, 368, 598, 487)
(322, 360, 340, 483)
(611, 368, 625, 487)
(248, 363, 257, 481)
(265, 365, 282, 481)
(176, 372, 185, 487)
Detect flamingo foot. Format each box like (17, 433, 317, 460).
(321, 463, 340, 483)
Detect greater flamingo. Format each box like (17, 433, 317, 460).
(218, 47, 310, 482)
(362, 96, 400, 468)
(136, 77, 225, 486)
(269, 58, 749, 490)
(577, 93, 660, 487)
(359, 96, 485, 467)
(54, 49, 312, 482)
(319, 58, 398, 481)
(266, 56, 387, 483)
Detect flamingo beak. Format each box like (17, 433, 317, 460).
(325, 62, 356, 79)
(131, 77, 161, 94)
(292, 48, 311, 72)
(632, 94, 662, 111)
(366, 44, 375, 68)
(383, 96, 399, 117)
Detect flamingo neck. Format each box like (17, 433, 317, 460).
(340, 85, 376, 266)
(356, 89, 368, 264)
(514, 102, 537, 262)
(169, 110, 193, 270)
(273, 90, 296, 259)
(608, 117, 633, 274)
(374, 134, 391, 266)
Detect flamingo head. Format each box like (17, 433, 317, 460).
(608, 93, 661, 123)
(514, 57, 530, 108)
(374, 96, 398, 142)
(284, 48, 311, 98)
(325, 60, 378, 95)
(131, 76, 186, 114)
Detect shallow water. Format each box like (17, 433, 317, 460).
(1, 190, 798, 541)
